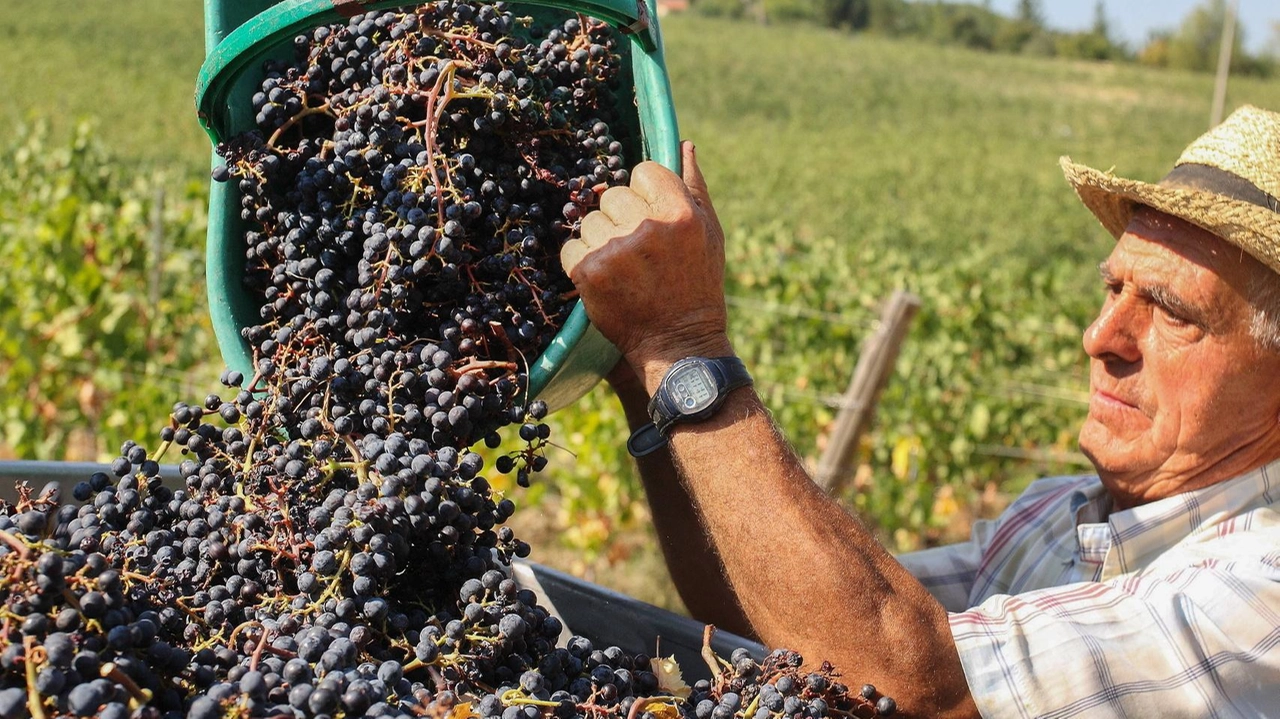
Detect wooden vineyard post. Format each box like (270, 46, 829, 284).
(815, 290, 921, 494)
(1209, 0, 1238, 128)
(149, 186, 165, 313)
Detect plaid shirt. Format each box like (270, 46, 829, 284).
(897, 460, 1280, 718)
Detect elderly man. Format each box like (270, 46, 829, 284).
(560, 104, 1280, 717)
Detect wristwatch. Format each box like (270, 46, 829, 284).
(626, 356, 753, 457)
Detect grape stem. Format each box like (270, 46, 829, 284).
(511, 268, 555, 326)
(428, 665, 447, 693)
(23, 636, 48, 719)
(421, 27, 497, 50)
(227, 620, 264, 650)
(173, 597, 205, 621)
(100, 661, 153, 710)
(121, 570, 153, 586)
(266, 478, 307, 560)
(500, 689, 560, 708)
(311, 549, 354, 609)
(151, 436, 174, 464)
(419, 61, 457, 231)
(452, 359, 517, 376)
(701, 625, 725, 680)
(248, 625, 272, 671)
(487, 320, 517, 361)
(0, 530, 31, 560)
(341, 436, 371, 484)
(267, 102, 333, 150)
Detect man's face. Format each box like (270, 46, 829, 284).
(1079, 207, 1280, 507)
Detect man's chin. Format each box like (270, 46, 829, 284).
(1078, 421, 1140, 479)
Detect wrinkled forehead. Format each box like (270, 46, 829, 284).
(1113, 207, 1265, 296)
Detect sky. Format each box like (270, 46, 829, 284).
(982, 0, 1279, 55)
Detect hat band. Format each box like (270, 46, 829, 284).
(1162, 163, 1280, 213)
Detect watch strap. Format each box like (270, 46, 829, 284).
(627, 423, 668, 457)
(626, 356, 752, 457)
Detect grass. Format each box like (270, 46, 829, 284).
(662, 16, 1280, 268)
(0, 1, 210, 170)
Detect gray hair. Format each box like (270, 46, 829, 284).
(1247, 267, 1280, 353)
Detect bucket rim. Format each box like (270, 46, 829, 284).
(197, 0, 658, 143)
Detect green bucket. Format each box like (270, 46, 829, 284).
(196, 0, 679, 410)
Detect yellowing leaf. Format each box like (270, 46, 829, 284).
(647, 701, 683, 719)
(446, 701, 476, 719)
(891, 436, 921, 480)
(931, 484, 960, 522)
(969, 402, 991, 438)
(650, 655, 691, 699)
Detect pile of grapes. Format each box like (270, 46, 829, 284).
(0, 2, 897, 718)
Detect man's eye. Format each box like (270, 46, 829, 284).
(1159, 306, 1192, 327)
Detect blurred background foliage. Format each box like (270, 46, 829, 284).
(698, 0, 1278, 76)
(3, 0, 1280, 610)
(0, 124, 219, 459)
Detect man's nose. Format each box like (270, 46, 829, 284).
(1083, 293, 1143, 364)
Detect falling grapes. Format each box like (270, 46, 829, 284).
(0, 2, 895, 718)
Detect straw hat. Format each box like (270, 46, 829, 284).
(1060, 105, 1280, 275)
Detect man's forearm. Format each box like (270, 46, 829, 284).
(560, 146, 977, 716)
(656, 385, 978, 718)
(610, 379, 755, 638)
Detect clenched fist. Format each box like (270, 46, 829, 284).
(560, 141, 734, 393)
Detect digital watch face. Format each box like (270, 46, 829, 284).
(668, 362, 717, 415)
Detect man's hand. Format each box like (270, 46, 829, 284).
(568, 141, 759, 639)
(561, 141, 733, 392)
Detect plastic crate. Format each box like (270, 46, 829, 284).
(197, 0, 679, 410)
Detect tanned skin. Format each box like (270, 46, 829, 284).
(1078, 207, 1280, 507)
(607, 371, 756, 640)
(561, 142, 979, 718)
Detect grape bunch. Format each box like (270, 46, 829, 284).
(0, 2, 897, 717)
(688, 648, 898, 719)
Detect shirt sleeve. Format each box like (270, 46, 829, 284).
(949, 561, 1280, 718)
(897, 518, 1001, 612)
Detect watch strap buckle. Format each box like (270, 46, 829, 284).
(627, 422, 668, 457)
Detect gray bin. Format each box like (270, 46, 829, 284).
(514, 560, 764, 680)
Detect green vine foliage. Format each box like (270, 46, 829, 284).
(0, 124, 218, 460)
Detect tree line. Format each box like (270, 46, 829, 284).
(691, 0, 1277, 77)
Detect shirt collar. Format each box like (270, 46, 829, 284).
(1070, 481, 1112, 524)
(1096, 457, 1280, 578)
(1070, 483, 1114, 567)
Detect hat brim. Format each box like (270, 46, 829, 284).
(1060, 157, 1280, 275)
